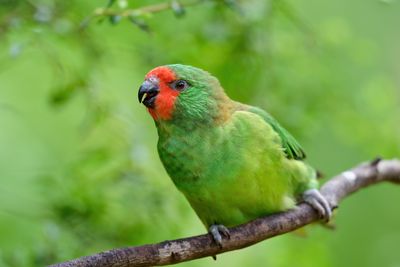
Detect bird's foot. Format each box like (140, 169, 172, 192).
(209, 224, 230, 248)
(302, 189, 332, 222)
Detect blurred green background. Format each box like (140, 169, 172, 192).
(0, 0, 399, 266)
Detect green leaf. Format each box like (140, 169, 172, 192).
(109, 15, 122, 25)
(106, 0, 117, 8)
(129, 16, 150, 32)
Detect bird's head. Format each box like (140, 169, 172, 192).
(138, 64, 228, 123)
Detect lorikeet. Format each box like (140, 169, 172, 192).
(138, 64, 331, 245)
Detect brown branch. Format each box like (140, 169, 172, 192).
(81, 0, 206, 28)
(49, 158, 400, 267)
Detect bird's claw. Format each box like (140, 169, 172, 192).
(209, 224, 230, 248)
(302, 189, 332, 222)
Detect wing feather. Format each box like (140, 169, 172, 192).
(246, 106, 306, 160)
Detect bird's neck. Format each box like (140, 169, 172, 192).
(156, 96, 239, 131)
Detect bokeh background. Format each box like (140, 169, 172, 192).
(0, 0, 399, 266)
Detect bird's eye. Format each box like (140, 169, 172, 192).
(171, 80, 189, 91)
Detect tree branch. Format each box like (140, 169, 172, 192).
(49, 158, 400, 267)
(81, 0, 206, 28)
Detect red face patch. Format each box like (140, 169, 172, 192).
(144, 67, 180, 121)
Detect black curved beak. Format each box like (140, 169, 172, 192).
(138, 80, 159, 108)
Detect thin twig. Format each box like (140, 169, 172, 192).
(81, 0, 205, 28)
(49, 158, 400, 267)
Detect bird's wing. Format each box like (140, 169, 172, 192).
(245, 106, 306, 160)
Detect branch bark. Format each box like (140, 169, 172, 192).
(50, 158, 400, 267)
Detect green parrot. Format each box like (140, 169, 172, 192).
(138, 64, 331, 245)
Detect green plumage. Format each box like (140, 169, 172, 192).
(154, 64, 318, 228)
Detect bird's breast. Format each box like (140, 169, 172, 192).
(157, 126, 240, 190)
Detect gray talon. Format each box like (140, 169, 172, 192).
(209, 224, 230, 247)
(303, 189, 332, 222)
(217, 225, 230, 239)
